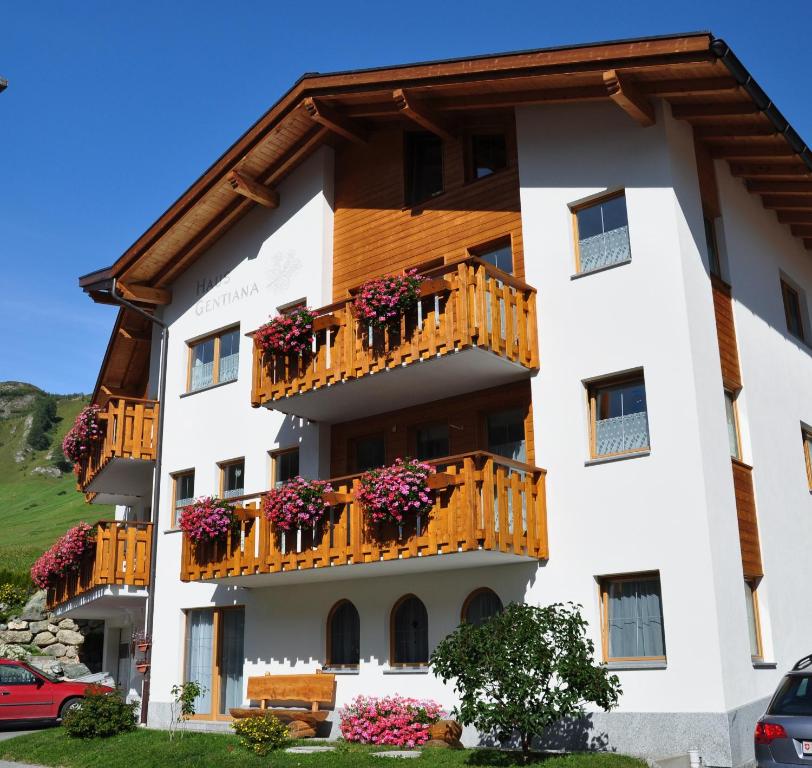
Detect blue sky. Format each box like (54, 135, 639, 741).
(1, 1, 810, 394)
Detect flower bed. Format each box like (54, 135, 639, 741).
(339, 695, 445, 747)
(178, 497, 238, 544)
(353, 269, 424, 329)
(254, 307, 315, 355)
(31, 522, 95, 589)
(262, 476, 334, 531)
(62, 405, 103, 468)
(356, 458, 435, 525)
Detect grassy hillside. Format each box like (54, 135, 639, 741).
(0, 382, 112, 577)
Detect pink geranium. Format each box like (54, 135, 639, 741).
(339, 695, 445, 747)
(352, 269, 424, 329)
(254, 307, 315, 355)
(262, 476, 334, 531)
(62, 405, 103, 468)
(178, 496, 238, 544)
(356, 458, 434, 525)
(31, 522, 95, 589)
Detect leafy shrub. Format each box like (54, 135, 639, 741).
(339, 695, 445, 747)
(232, 713, 290, 755)
(0, 582, 28, 609)
(169, 680, 205, 740)
(62, 687, 138, 739)
(431, 602, 622, 761)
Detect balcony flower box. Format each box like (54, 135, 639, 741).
(339, 695, 445, 747)
(178, 496, 238, 544)
(352, 269, 424, 329)
(62, 405, 104, 473)
(254, 307, 315, 356)
(135, 662, 150, 675)
(356, 458, 435, 528)
(262, 476, 334, 532)
(31, 522, 95, 590)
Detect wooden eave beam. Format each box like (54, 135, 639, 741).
(790, 225, 812, 237)
(392, 89, 456, 140)
(746, 180, 812, 195)
(639, 76, 739, 96)
(729, 162, 811, 179)
(670, 102, 759, 119)
(708, 143, 795, 159)
(603, 70, 655, 127)
(761, 196, 812, 210)
(777, 211, 812, 224)
(303, 98, 367, 144)
(804, 238, 812, 251)
(117, 282, 171, 305)
(226, 171, 280, 208)
(118, 326, 152, 342)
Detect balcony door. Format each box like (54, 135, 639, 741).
(185, 606, 245, 719)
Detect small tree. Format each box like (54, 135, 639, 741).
(169, 681, 205, 740)
(430, 602, 622, 762)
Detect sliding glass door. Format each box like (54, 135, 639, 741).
(184, 606, 244, 719)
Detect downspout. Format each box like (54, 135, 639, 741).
(108, 278, 168, 724)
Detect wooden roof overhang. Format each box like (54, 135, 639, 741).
(79, 31, 812, 309)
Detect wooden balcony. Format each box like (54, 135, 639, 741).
(77, 398, 159, 504)
(47, 520, 153, 615)
(251, 257, 539, 422)
(180, 452, 547, 586)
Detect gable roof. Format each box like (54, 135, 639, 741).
(79, 32, 812, 300)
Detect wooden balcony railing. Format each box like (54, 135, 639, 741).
(47, 520, 153, 610)
(251, 257, 539, 409)
(77, 398, 159, 492)
(181, 452, 547, 583)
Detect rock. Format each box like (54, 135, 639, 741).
(1, 630, 33, 644)
(56, 629, 84, 646)
(372, 751, 421, 759)
(0, 624, 6, 631)
(58, 618, 78, 630)
(29, 620, 49, 634)
(61, 662, 90, 679)
(31, 466, 61, 479)
(286, 747, 335, 754)
(44, 643, 67, 657)
(48, 624, 59, 633)
(64, 646, 79, 660)
(7, 619, 27, 631)
(28, 657, 62, 675)
(20, 591, 47, 621)
(33, 631, 56, 647)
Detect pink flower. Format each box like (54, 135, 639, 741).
(356, 458, 435, 525)
(339, 695, 445, 746)
(62, 405, 104, 472)
(262, 477, 333, 531)
(31, 522, 95, 589)
(178, 496, 238, 544)
(352, 270, 424, 330)
(255, 307, 315, 356)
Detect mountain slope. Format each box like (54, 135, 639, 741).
(0, 382, 112, 576)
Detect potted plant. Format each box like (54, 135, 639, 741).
(178, 496, 239, 544)
(356, 458, 435, 532)
(254, 307, 315, 356)
(31, 522, 96, 589)
(62, 404, 104, 473)
(135, 661, 150, 675)
(132, 630, 151, 653)
(352, 269, 424, 329)
(262, 476, 334, 532)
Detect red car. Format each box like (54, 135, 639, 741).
(0, 658, 113, 722)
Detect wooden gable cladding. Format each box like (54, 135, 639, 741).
(731, 459, 763, 577)
(330, 382, 533, 476)
(710, 276, 742, 390)
(93, 308, 153, 408)
(332, 115, 523, 298)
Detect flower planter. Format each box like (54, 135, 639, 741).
(136, 642, 151, 653)
(135, 662, 150, 674)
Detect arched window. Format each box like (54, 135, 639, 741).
(391, 594, 428, 665)
(327, 600, 360, 667)
(461, 588, 503, 627)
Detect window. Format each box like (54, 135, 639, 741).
(327, 600, 360, 667)
(471, 238, 513, 274)
(220, 459, 245, 499)
(725, 391, 742, 461)
(573, 192, 631, 274)
(184, 607, 245, 718)
(187, 326, 240, 392)
(487, 408, 526, 463)
(404, 131, 443, 206)
(354, 434, 385, 473)
(601, 574, 666, 662)
(271, 448, 299, 488)
(469, 133, 507, 180)
(172, 470, 195, 527)
(744, 579, 763, 661)
(803, 428, 812, 490)
(0, 664, 38, 685)
(415, 423, 450, 461)
(462, 588, 503, 626)
(391, 594, 428, 666)
(781, 278, 806, 342)
(588, 374, 649, 458)
(704, 216, 722, 278)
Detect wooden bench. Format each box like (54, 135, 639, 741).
(229, 672, 336, 735)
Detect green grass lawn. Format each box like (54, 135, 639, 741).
(0, 394, 113, 576)
(0, 728, 646, 768)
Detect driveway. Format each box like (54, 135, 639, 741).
(0, 722, 54, 740)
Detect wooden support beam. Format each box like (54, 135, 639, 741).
(804, 238, 812, 251)
(640, 77, 739, 96)
(603, 70, 655, 127)
(747, 180, 812, 195)
(226, 171, 280, 208)
(117, 282, 171, 305)
(729, 162, 811, 179)
(393, 89, 456, 141)
(790, 225, 812, 237)
(761, 195, 812, 210)
(670, 102, 759, 119)
(777, 211, 812, 224)
(709, 142, 795, 159)
(302, 98, 367, 144)
(118, 326, 152, 342)
(695, 124, 776, 139)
